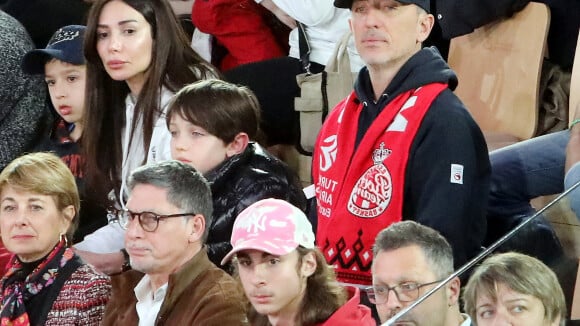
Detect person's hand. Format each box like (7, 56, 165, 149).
(272, 9, 297, 29)
(75, 249, 125, 275)
(565, 102, 580, 172)
(570, 102, 580, 132)
(572, 102, 580, 128)
(259, 0, 297, 29)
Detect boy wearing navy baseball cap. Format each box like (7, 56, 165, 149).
(22, 24, 86, 143)
(22, 25, 107, 243)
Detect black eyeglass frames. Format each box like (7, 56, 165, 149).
(114, 209, 196, 232)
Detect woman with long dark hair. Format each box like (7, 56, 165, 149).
(75, 0, 218, 273)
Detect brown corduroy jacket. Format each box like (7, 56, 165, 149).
(102, 247, 249, 326)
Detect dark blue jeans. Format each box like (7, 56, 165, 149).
(486, 130, 568, 265)
(565, 161, 580, 216)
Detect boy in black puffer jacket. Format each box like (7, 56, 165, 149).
(166, 79, 307, 271)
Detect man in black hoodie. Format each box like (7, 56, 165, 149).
(311, 0, 490, 287)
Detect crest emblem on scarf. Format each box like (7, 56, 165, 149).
(347, 142, 392, 218)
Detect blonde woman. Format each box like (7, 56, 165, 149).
(463, 252, 566, 326)
(0, 152, 111, 326)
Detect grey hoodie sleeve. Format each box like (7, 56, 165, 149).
(0, 10, 49, 170)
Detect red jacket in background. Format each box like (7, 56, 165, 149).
(0, 240, 13, 277)
(317, 287, 376, 326)
(192, 0, 289, 71)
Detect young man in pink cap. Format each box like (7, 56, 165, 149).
(221, 198, 375, 326)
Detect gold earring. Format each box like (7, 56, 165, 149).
(60, 233, 68, 247)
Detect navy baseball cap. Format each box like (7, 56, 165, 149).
(334, 0, 430, 13)
(22, 25, 86, 75)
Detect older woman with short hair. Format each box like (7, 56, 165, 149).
(463, 252, 566, 326)
(0, 152, 111, 325)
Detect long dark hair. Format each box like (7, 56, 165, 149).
(82, 0, 218, 202)
(245, 247, 347, 326)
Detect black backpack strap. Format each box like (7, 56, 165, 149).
(297, 22, 311, 74)
(36, 255, 83, 325)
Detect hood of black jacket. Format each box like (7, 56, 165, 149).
(353, 46, 458, 106)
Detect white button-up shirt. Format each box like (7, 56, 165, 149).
(134, 275, 168, 326)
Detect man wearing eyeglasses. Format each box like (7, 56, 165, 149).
(370, 221, 471, 326)
(101, 160, 249, 326)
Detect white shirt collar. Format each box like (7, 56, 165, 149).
(460, 313, 472, 326)
(134, 274, 169, 326)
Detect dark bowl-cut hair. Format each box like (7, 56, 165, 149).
(167, 79, 261, 144)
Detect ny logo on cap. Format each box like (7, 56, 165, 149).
(236, 206, 275, 235)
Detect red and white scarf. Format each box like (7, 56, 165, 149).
(313, 83, 447, 285)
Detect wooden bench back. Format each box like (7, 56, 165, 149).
(448, 2, 551, 141)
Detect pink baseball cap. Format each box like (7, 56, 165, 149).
(221, 198, 315, 265)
